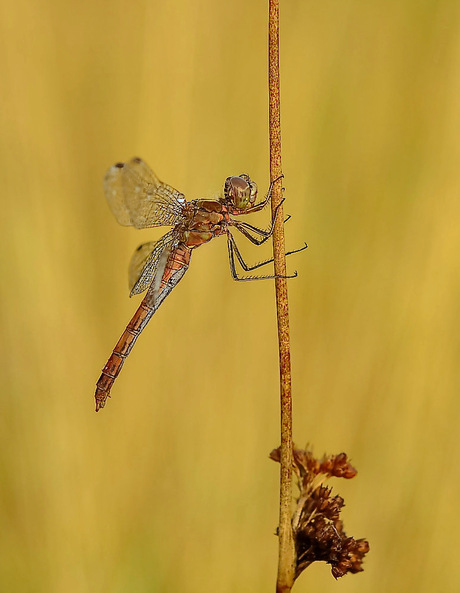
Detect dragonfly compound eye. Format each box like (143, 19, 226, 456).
(224, 175, 258, 210)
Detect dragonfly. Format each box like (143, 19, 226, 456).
(95, 157, 306, 411)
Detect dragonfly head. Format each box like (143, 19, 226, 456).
(224, 174, 258, 210)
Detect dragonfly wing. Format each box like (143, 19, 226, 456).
(104, 157, 186, 229)
(104, 162, 133, 226)
(128, 230, 178, 296)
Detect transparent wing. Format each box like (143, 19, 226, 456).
(104, 157, 186, 229)
(128, 230, 178, 296)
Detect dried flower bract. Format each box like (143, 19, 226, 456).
(270, 446, 370, 580)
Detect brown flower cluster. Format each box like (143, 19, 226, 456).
(270, 447, 369, 580)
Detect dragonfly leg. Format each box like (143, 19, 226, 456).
(232, 198, 285, 245)
(232, 236, 308, 271)
(226, 232, 307, 281)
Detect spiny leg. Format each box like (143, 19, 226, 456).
(231, 234, 308, 272)
(226, 232, 306, 281)
(232, 213, 292, 245)
(232, 198, 286, 246)
(227, 233, 282, 281)
(241, 242, 308, 271)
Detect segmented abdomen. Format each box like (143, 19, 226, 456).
(95, 245, 192, 411)
(95, 300, 154, 411)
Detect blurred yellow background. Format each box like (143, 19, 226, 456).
(1, 0, 459, 591)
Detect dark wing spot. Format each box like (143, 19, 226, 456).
(132, 157, 142, 164)
(115, 162, 124, 168)
(136, 244, 143, 251)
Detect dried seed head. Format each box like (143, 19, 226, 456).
(270, 445, 370, 581)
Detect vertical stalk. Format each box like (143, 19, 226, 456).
(268, 1, 296, 591)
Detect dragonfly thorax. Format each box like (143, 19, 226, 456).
(224, 174, 258, 211)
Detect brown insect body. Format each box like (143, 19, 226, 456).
(95, 157, 297, 411)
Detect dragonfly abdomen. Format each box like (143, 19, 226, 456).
(95, 254, 191, 412)
(95, 301, 155, 411)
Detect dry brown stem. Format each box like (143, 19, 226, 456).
(268, 0, 296, 591)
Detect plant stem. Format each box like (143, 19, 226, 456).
(268, 1, 296, 591)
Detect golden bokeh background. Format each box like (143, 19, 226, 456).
(1, 0, 459, 591)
